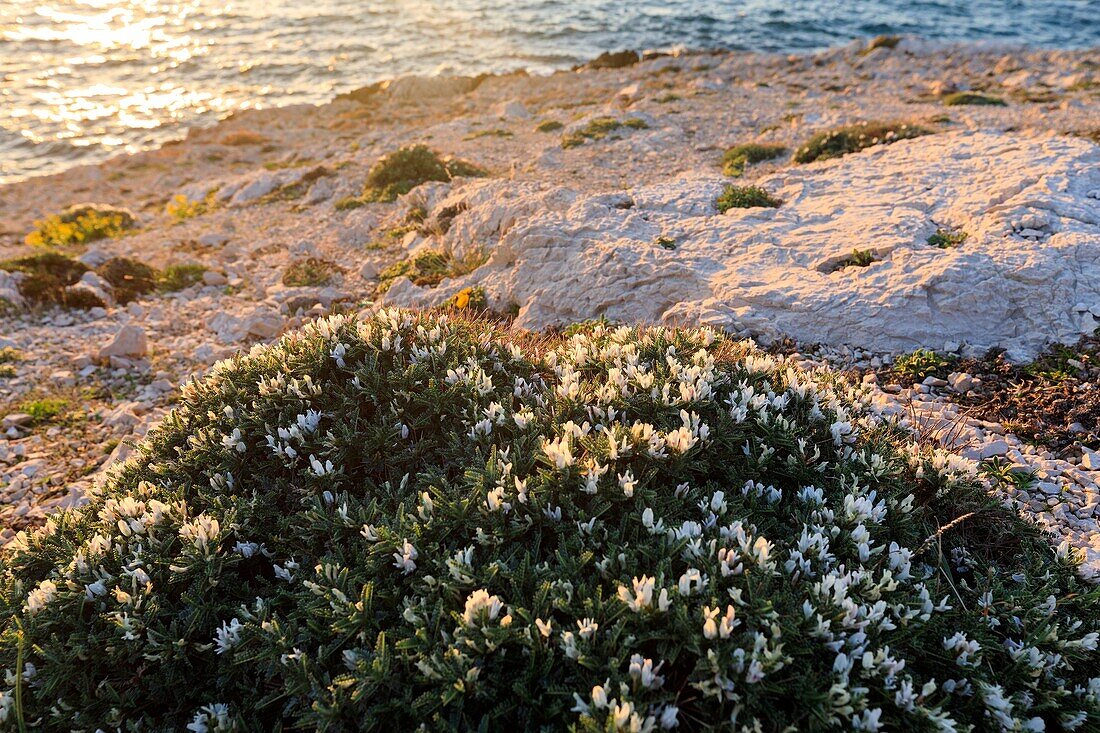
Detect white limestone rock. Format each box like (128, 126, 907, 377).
(397, 130, 1100, 361)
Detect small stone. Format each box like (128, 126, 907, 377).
(202, 271, 229, 286)
(1082, 450, 1100, 471)
(2, 413, 33, 429)
(98, 325, 148, 360)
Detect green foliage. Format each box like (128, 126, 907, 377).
(562, 117, 649, 149)
(282, 258, 343, 288)
(464, 129, 513, 140)
(354, 145, 487, 204)
(655, 235, 677, 250)
(25, 205, 134, 247)
(158, 264, 207, 292)
(830, 250, 878, 272)
(376, 249, 486, 294)
(893, 348, 957, 381)
(716, 185, 782, 212)
(0, 252, 90, 308)
(166, 193, 211, 221)
(0, 311, 1096, 731)
(535, 120, 564, 133)
(942, 92, 1007, 107)
(794, 122, 931, 164)
(0, 348, 19, 379)
(927, 228, 969, 249)
(96, 257, 158, 305)
(18, 396, 69, 425)
(721, 143, 787, 177)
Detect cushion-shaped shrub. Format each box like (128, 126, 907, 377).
(0, 310, 1096, 731)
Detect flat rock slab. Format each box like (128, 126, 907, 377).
(386, 130, 1100, 360)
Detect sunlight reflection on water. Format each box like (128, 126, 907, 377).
(1, 0, 1097, 183)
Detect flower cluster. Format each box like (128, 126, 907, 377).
(0, 309, 1096, 731)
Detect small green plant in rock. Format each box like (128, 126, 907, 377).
(942, 92, 1007, 107)
(561, 117, 649, 149)
(535, 120, 564, 133)
(158, 264, 207, 292)
(721, 143, 787, 177)
(282, 257, 343, 288)
(927, 228, 969, 249)
(463, 128, 513, 140)
(655, 235, 677, 250)
(0, 252, 90, 307)
(96, 257, 158, 305)
(354, 145, 486, 204)
(716, 185, 782, 212)
(376, 248, 486, 294)
(0, 347, 18, 378)
(830, 249, 878, 272)
(893, 348, 957, 381)
(794, 121, 931, 164)
(18, 396, 69, 425)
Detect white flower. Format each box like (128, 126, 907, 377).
(628, 654, 664, 689)
(392, 539, 418, 574)
(25, 579, 58, 615)
(576, 617, 599, 639)
(462, 589, 504, 625)
(591, 685, 608, 709)
(535, 618, 553, 637)
(543, 434, 574, 470)
(659, 706, 679, 729)
(186, 703, 232, 733)
(214, 618, 243, 655)
(618, 470, 637, 498)
(617, 575, 656, 612)
(179, 514, 221, 553)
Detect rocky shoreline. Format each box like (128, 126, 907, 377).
(1, 38, 1098, 573)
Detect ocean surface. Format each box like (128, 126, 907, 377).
(2, 0, 1098, 184)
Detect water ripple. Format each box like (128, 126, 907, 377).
(1, 0, 1098, 183)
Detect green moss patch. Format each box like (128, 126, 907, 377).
(794, 121, 931, 164)
(535, 120, 564, 133)
(158, 264, 207, 292)
(942, 92, 1007, 107)
(352, 145, 487, 204)
(0, 252, 90, 307)
(721, 143, 787, 177)
(562, 117, 649, 149)
(716, 185, 782, 212)
(282, 257, 344, 288)
(96, 257, 158, 305)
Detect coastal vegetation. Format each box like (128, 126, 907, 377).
(720, 143, 787, 177)
(794, 122, 930, 164)
(942, 92, 1007, 107)
(927, 228, 969, 249)
(339, 145, 487, 207)
(0, 311, 1094, 730)
(282, 258, 344, 288)
(25, 204, 135, 247)
(561, 117, 649, 149)
(716, 185, 782, 212)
